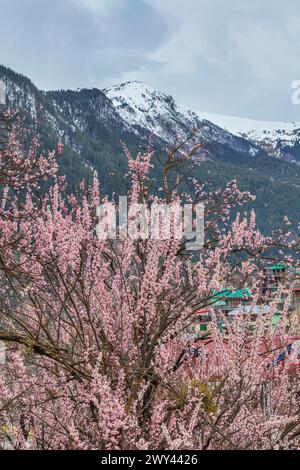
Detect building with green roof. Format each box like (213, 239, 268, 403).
(212, 288, 252, 314)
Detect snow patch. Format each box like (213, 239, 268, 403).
(104, 81, 300, 155)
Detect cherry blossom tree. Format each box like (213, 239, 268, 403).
(0, 111, 300, 450)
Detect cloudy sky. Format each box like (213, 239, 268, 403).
(1, 0, 300, 120)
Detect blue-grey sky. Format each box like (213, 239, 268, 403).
(1, 0, 300, 120)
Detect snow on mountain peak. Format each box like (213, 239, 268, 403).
(104, 80, 300, 158)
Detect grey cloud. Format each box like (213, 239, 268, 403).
(0, 0, 168, 90)
(133, 0, 300, 120)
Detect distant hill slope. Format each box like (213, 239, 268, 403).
(1, 64, 300, 233)
(105, 80, 300, 163)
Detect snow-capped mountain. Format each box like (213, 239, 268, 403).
(104, 81, 300, 161)
(199, 112, 300, 159)
(104, 81, 260, 158)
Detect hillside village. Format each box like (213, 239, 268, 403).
(185, 264, 300, 339)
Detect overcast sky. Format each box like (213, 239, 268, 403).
(1, 0, 300, 120)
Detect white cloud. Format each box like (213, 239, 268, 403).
(70, 0, 121, 15)
(124, 0, 300, 120)
(1, 0, 300, 120)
